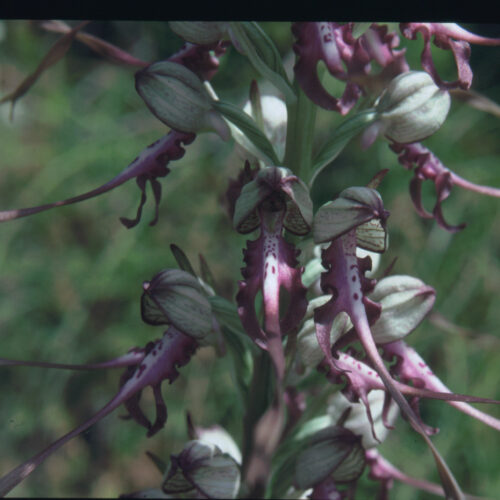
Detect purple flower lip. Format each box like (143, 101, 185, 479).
(391, 142, 500, 231)
(400, 23, 500, 90)
(292, 23, 409, 114)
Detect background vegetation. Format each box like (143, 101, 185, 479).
(0, 21, 499, 498)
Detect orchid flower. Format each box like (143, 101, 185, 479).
(390, 141, 500, 231)
(0, 327, 198, 497)
(0, 267, 218, 496)
(0, 41, 226, 228)
(234, 166, 311, 380)
(400, 23, 500, 90)
(292, 22, 409, 114)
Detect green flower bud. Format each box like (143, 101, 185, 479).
(162, 441, 240, 499)
(369, 275, 436, 344)
(233, 94, 288, 163)
(141, 269, 214, 344)
(135, 61, 230, 139)
(327, 391, 399, 449)
(294, 426, 365, 489)
(169, 22, 228, 45)
(375, 71, 451, 143)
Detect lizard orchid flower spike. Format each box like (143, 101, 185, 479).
(0, 268, 216, 496)
(390, 142, 500, 231)
(400, 23, 500, 90)
(234, 166, 311, 380)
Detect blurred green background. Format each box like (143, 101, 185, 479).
(0, 21, 499, 498)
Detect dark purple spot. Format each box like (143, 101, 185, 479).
(136, 364, 146, 379)
(353, 293, 359, 300)
(272, 266, 276, 274)
(350, 265, 357, 270)
(351, 276, 356, 282)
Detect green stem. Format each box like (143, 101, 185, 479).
(241, 350, 273, 476)
(284, 82, 316, 180)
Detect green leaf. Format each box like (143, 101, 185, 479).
(170, 244, 197, 277)
(228, 22, 296, 104)
(213, 100, 280, 165)
(199, 253, 218, 294)
(145, 451, 167, 474)
(311, 109, 377, 186)
(209, 296, 255, 395)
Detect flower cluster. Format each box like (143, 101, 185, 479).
(1, 21, 499, 499)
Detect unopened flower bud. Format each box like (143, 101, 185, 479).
(297, 296, 352, 368)
(294, 426, 365, 490)
(169, 22, 228, 45)
(162, 440, 240, 499)
(194, 425, 242, 465)
(235, 94, 287, 162)
(136, 61, 230, 139)
(375, 71, 451, 143)
(369, 275, 436, 344)
(141, 269, 214, 344)
(327, 391, 399, 449)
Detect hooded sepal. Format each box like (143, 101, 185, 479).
(162, 441, 241, 499)
(141, 269, 214, 345)
(313, 187, 389, 252)
(294, 426, 366, 490)
(233, 166, 313, 235)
